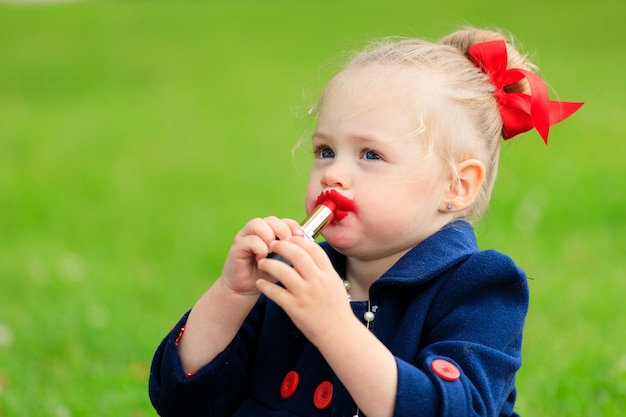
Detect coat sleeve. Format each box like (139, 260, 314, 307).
(148, 299, 267, 417)
(393, 250, 529, 417)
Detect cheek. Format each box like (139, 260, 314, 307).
(357, 188, 415, 223)
(304, 182, 320, 213)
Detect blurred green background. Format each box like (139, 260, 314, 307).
(0, 1, 624, 416)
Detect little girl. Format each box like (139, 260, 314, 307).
(149, 28, 582, 417)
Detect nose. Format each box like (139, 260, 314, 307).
(320, 160, 350, 189)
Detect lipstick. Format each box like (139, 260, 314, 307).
(267, 200, 336, 265)
(300, 200, 336, 240)
(314, 190, 355, 221)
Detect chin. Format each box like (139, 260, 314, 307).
(321, 230, 358, 253)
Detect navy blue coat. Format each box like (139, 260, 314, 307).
(149, 220, 528, 416)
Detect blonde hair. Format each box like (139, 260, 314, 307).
(315, 28, 538, 222)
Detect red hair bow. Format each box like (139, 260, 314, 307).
(468, 40, 583, 144)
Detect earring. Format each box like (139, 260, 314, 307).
(446, 204, 453, 210)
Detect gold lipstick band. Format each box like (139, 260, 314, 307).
(300, 204, 334, 240)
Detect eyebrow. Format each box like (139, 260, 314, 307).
(312, 131, 386, 145)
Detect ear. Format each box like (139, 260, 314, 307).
(439, 159, 486, 213)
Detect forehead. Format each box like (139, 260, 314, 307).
(317, 65, 435, 139)
(324, 65, 420, 105)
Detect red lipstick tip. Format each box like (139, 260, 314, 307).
(320, 200, 336, 213)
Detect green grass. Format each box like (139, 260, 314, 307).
(1, 1, 624, 416)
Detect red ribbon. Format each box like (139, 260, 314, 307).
(467, 40, 583, 144)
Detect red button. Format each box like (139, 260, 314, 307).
(431, 359, 461, 381)
(313, 381, 333, 409)
(280, 371, 299, 399)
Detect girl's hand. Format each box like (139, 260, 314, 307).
(220, 216, 302, 296)
(256, 236, 353, 346)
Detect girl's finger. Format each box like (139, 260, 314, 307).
(280, 236, 335, 273)
(262, 216, 298, 242)
(258, 251, 301, 281)
(255, 276, 290, 307)
(302, 237, 335, 267)
(281, 218, 304, 238)
(239, 218, 279, 246)
(266, 239, 320, 280)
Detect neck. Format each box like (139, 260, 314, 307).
(345, 250, 409, 301)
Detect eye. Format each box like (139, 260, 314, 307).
(315, 146, 335, 159)
(363, 149, 382, 160)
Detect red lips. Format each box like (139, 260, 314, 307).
(314, 190, 356, 221)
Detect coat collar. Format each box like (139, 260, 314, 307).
(321, 220, 478, 287)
